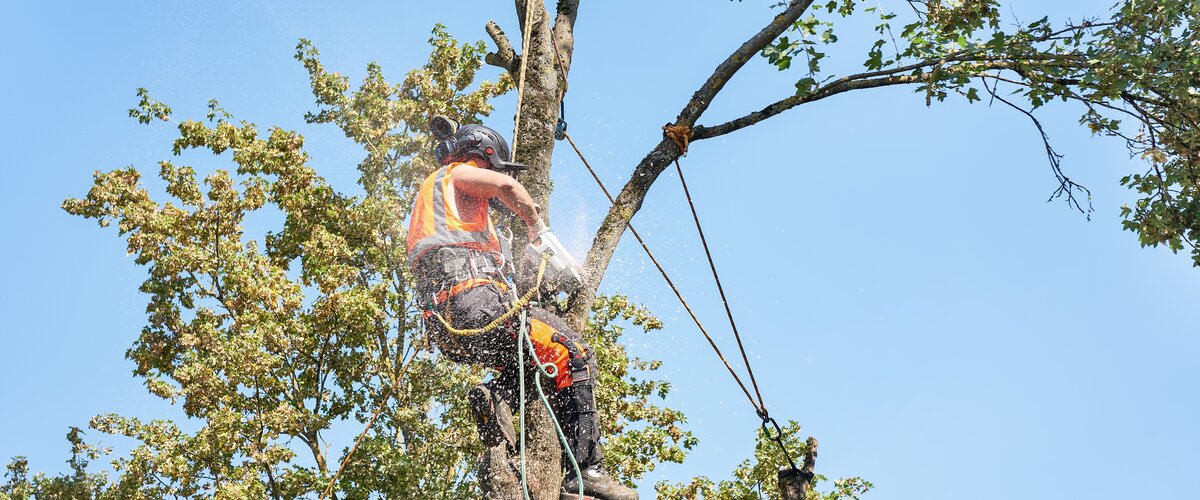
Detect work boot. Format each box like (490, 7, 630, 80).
(467, 383, 516, 450)
(561, 466, 638, 500)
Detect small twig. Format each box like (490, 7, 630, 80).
(875, 0, 901, 66)
(982, 75, 1093, 218)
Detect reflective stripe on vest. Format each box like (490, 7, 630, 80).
(407, 164, 500, 265)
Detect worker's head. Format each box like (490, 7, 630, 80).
(431, 115, 528, 173)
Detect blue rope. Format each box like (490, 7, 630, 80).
(513, 297, 583, 500)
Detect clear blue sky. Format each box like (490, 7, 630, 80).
(2, 2, 1197, 499)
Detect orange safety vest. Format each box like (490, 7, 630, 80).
(407, 162, 501, 266)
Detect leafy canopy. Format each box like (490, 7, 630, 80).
(45, 26, 698, 499)
(758, 1, 1199, 262)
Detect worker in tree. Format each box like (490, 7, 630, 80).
(408, 116, 638, 500)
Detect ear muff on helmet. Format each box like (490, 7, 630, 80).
(431, 115, 461, 166)
(430, 116, 528, 172)
(431, 115, 458, 139)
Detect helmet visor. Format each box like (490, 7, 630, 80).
(482, 144, 528, 172)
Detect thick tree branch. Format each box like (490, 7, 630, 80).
(569, 0, 815, 326)
(695, 54, 1084, 140)
(687, 16, 1099, 141)
(695, 73, 924, 139)
(551, 0, 579, 85)
(676, 0, 816, 125)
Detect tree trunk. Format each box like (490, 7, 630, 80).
(509, 0, 569, 225)
(482, 1, 577, 499)
(475, 378, 564, 500)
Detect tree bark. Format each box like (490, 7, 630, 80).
(777, 437, 818, 500)
(479, 446, 523, 500)
(509, 0, 569, 225)
(475, 379, 564, 500)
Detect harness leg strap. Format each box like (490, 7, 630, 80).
(545, 328, 601, 470)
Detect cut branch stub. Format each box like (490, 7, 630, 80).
(777, 436, 818, 500)
(485, 20, 519, 76)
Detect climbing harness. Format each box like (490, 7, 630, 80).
(428, 254, 547, 337)
(430, 253, 585, 500)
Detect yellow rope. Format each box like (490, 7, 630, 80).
(510, 0, 538, 159)
(429, 254, 548, 337)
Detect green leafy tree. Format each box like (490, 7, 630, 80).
(657, 422, 870, 500)
(0, 429, 109, 500)
(38, 0, 1200, 498)
(58, 26, 694, 499)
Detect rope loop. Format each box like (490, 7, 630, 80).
(761, 415, 783, 441)
(662, 123, 694, 157)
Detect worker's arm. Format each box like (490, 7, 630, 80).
(450, 165, 546, 233)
